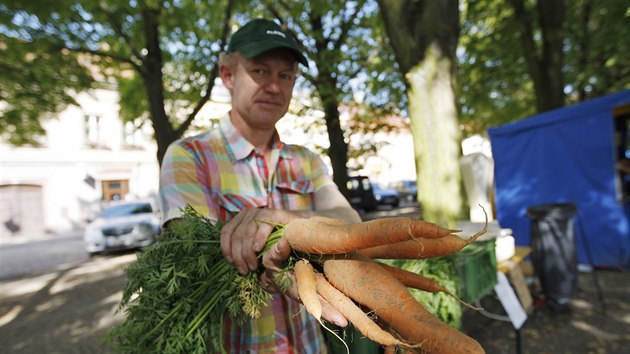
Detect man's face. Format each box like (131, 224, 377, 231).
(222, 49, 298, 130)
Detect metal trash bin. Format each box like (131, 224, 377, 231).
(526, 203, 578, 312)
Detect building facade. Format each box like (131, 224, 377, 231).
(0, 84, 420, 240)
(0, 87, 160, 239)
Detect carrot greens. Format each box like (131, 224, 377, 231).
(106, 207, 281, 354)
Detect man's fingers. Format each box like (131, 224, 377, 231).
(221, 210, 261, 275)
(220, 211, 245, 263)
(252, 221, 273, 253)
(262, 237, 291, 271)
(320, 296, 348, 327)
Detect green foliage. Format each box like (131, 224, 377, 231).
(384, 257, 463, 329)
(457, 0, 536, 135)
(563, 0, 630, 98)
(0, 31, 93, 145)
(0, 0, 239, 150)
(105, 207, 277, 354)
(457, 0, 630, 135)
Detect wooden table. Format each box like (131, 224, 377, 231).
(497, 246, 533, 310)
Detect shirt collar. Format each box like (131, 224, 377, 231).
(219, 113, 289, 162)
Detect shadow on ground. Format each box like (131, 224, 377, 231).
(0, 253, 135, 354)
(1, 243, 628, 354)
(462, 268, 630, 354)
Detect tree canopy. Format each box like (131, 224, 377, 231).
(457, 0, 630, 135)
(2, 0, 629, 177)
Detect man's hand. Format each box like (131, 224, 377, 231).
(261, 238, 348, 327)
(220, 208, 299, 275)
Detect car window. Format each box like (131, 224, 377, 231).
(347, 177, 371, 191)
(371, 183, 383, 191)
(99, 203, 153, 218)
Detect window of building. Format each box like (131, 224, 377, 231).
(84, 114, 101, 147)
(102, 180, 129, 201)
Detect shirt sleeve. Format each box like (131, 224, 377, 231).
(158, 141, 216, 227)
(307, 149, 336, 192)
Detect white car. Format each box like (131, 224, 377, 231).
(84, 200, 161, 256)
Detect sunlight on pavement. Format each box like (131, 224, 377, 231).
(0, 305, 23, 327)
(49, 254, 137, 295)
(572, 320, 620, 340)
(0, 273, 59, 298)
(35, 296, 66, 312)
(571, 298, 594, 310)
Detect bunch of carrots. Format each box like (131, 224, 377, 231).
(281, 216, 487, 354)
(108, 207, 487, 354)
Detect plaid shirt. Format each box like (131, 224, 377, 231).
(159, 114, 333, 353)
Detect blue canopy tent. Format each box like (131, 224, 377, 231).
(488, 90, 630, 269)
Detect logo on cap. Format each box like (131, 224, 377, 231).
(266, 30, 286, 38)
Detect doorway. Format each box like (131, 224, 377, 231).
(102, 180, 129, 201)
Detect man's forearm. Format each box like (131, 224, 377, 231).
(306, 207, 361, 223)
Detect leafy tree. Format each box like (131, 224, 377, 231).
(564, 0, 630, 100)
(0, 0, 238, 163)
(378, 0, 463, 227)
(508, 0, 565, 112)
(261, 0, 405, 194)
(0, 9, 93, 145)
(1, 0, 408, 193)
(458, 0, 630, 135)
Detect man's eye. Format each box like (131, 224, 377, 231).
(280, 73, 295, 81)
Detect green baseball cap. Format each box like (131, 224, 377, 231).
(227, 19, 309, 67)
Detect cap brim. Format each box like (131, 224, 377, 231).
(237, 40, 309, 67)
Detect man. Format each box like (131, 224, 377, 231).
(159, 18, 361, 353)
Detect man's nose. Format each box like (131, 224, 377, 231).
(263, 75, 282, 93)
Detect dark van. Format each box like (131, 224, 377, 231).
(346, 175, 378, 211)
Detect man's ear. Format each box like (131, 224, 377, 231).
(219, 64, 234, 90)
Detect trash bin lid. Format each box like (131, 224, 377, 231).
(526, 203, 577, 220)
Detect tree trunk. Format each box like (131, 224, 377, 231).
(378, 0, 461, 227)
(309, 13, 351, 197)
(322, 94, 350, 197)
(406, 44, 462, 226)
(509, 0, 565, 112)
(141, 8, 177, 165)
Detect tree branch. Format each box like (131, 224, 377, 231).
(98, 2, 146, 75)
(176, 0, 234, 137)
(60, 45, 142, 72)
(331, 0, 367, 51)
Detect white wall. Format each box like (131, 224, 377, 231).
(0, 88, 159, 237)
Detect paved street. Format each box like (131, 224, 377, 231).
(0, 232, 87, 280)
(0, 252, 135, 354)
(1, 210, 628, 354)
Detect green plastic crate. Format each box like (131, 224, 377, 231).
(451, 239, 498, 303)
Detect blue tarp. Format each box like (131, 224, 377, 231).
(488, 90, 630, 269)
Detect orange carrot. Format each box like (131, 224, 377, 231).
(376, 261, 479, 310)
(294, 259, 321, 320)
(284, 216, 455, 254)
(322, 252, 485, 354)
(359, 222, 487, 259)
(314, 273, 405, 348)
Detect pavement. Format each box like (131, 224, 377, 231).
(0, 229, 84, 246)
(0, 252, 135, 354)
(1, 216, 629, 354)
(462, 267, 630, 354)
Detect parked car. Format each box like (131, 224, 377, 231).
(346, 175, 378, 211)
(370, 182, 401, 208)
(84, 200, 161, 256)
(346, 175, 401, 211)
(392, 180, 418, 202)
